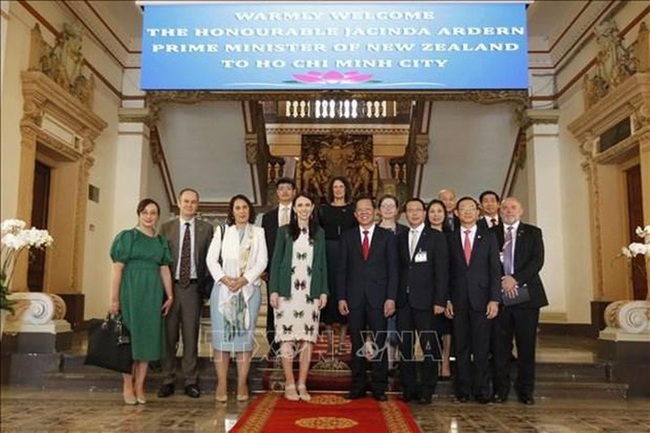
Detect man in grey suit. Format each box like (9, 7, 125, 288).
(158, 188, 214, 399)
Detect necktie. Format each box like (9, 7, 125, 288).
(362, 230, 370, 260)
(409, 229, 418, 258)
(463, 229, 472, 265)
(491, 218, 497, 228)
(280, 207, 290, 226)
(179, 222, 192, 286)
(503, 226, 514, 275)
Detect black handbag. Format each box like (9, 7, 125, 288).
(85, 313, 133, 374)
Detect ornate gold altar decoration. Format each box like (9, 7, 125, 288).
(583, 20, 647, 110)
(297, 132, 375, 201)
(28, 24, 94, 108)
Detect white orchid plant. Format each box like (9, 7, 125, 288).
(621, 225, 650, 258)
(1, 219, 53, 312)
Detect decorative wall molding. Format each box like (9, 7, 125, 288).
(15, 71, 107, 294)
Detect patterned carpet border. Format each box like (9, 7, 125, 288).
(231, 393, 420, 433)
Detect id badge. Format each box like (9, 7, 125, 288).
(414, 250, 428, 263)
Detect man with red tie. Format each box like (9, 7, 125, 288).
(446, 196, 501, 404)
(478, 190, 501, 230)
(338, 197, 398, 401)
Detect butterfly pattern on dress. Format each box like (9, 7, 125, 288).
(275, 231, 319, 344)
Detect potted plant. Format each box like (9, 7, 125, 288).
(1, 219, 53, 334)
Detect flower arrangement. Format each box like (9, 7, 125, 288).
(621, 225, 650, 258)
(1, 219, 53, 312)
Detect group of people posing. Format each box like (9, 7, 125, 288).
(108, 175, 548, 407)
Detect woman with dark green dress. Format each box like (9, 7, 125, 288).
(109, 198, 174, 405)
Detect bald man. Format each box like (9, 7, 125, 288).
(437, 188, 459, 232)
(492, 197, 548, 406)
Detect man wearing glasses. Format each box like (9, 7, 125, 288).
(445, 196, 501, 404)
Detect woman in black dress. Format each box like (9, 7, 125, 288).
(427, 198, 453, 379)
(318, 176, 357, 354)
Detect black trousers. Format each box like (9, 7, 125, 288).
(348, 304, 388, 394)
(453, 309, 493, 399)
(397, 304, 440, 399)
(493, 307, 540, 399)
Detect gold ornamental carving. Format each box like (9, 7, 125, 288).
(28, 24, 94, 108)
(245, 136, 259, 164)
(583, 19, 645, 110)
(414, 134, 429, 165)
(145, 89, 528, 104)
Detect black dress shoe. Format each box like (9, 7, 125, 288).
(372, 391, 388, 402)
(417, 395, 432, 405)
(519, 396, 535, 405)
(455, 394, 470, 403)
(492, 394, 508, 404)
(476, 396, 492, 405)
(344, 390, 365, 400)
(157, 384, 175, 398)
(400, 393, 418, 402)
(185, 384, 201, 398)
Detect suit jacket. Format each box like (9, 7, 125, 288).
(268, 226, 328, 300)
(397, 226, 449, 310)
(448, 225, 501, 311)
(160, 218, 214, 293)
(262, 206, 294, 273)
(477, 216, 501, 231)
(493, 222, 548, 309)
(337, 226, 398, 310)
(443, 213, 461, 233)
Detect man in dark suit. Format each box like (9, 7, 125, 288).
(261, 177, 296, 357)
(396, 198, 449, 405)
(492, 197, 548, 405)
(158, 188, 214, 399)
(446, 196, 501, 404)
(478, 190, 501, 230)
(438, 188, 460, 232)
(338, 197, 398, 401)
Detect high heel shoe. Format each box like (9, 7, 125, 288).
(215, 383, 227, 403)
(297, 384, 311, 402)
(123, 394, 137, 405)
(236, 385, 249, 402)
(136, 396, 147, 404)
(284, 384, 299, 401)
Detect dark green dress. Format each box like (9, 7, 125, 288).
(110, 228, 172, 361)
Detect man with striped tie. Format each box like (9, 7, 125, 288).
(492, 197, 548, 406)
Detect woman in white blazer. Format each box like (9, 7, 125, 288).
(206, 194, 267, 402)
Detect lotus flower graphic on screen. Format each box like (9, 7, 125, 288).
(291, 70, 375, 85)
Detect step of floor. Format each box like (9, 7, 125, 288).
(43, 356, 628, 400)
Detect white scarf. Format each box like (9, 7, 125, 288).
(218, 224, 255, 333)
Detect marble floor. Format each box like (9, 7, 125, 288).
(2, 387, 649, 433)
(2, 333, 648, 432)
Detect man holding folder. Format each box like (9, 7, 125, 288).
(492, 197, 549, 405)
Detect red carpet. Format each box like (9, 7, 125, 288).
(230, 393, 420, 433)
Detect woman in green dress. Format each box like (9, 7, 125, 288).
(109, 198, 174, 405)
